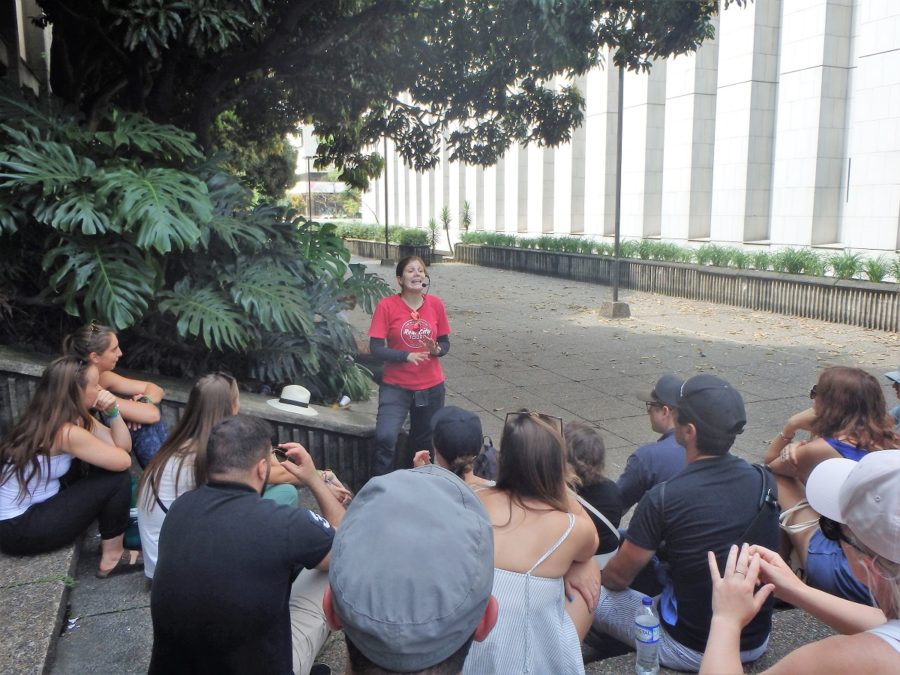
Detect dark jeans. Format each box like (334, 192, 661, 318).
(372, 382, 445, 476)
(0, 468, 131, 555)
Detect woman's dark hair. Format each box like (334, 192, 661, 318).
(495, 411, 573, 513)
(395, 255, 427, 278)
(138, 372, 238, 509)
(564, 421, 607, 487)
(811, 366, 898, 451)
(0, 356, 94, 501)
(62, 322, 115, 360)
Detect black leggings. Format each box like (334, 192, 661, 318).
(0, 468, 131, 555)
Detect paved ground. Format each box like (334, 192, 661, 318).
(50, 258, 897, 673)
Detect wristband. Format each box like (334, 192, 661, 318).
(138, 395, 156, 405)
(778, 431, 794, 442)
(107, 405, 120, 419)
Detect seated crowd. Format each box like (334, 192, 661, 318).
(1, 332, 899, 674)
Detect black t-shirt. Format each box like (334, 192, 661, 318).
(578, 478, 623, 554)
(626, 454, 777, 652)
(149, 481, 334, 674)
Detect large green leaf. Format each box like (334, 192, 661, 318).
(32, 186, 115, 235)
(204, 214, 269, 251)
(101, 167, 212, 253)
(0, 131, 97, 194)
(225, 262, 314, 335)
(158, 278, 250, 350)
(42, 237, 154, 328)
(95, 110, 203, 161)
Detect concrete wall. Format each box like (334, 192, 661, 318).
(362, 0, 900, 256)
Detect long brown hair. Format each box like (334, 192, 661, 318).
(138, 373, 238, 509)
(811, 366, 898, 451)
(0, 357, 95, 501)
(495, 411, 573, 513)
(62, 322, 115, 360)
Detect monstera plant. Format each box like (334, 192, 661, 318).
(0, 84, 390, 401)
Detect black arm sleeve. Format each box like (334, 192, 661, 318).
(436, 335, 450, 357)
(369, 338, 410, 363)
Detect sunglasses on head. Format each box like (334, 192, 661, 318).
(504, 410, 564, 436)
(809, 384, 818, 399)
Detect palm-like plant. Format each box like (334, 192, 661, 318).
(0, 84, 390, 401)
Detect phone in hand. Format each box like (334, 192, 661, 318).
(272, 447, 298, 465)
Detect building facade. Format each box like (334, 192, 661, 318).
(362, 0, 900, 255)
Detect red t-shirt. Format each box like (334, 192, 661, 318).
(369, 294, 450, 390)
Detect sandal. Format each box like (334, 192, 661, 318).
(778, 499, 819, 534)
(96, 550, 144, 578)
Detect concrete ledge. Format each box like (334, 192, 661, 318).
(0, 545, 78, 674)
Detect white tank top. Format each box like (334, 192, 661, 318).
(867, 619, 900, 655)
(0, 453, 73, 520)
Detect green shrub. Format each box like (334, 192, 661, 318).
(730, 250, 752, 269)
(560, 237, 583, 253)
(773, 248, 823, 275)
(863, 256, 890, 283)
(577, 239, 596, 254)
(397, 228, 428, 245)
(750, 251, 771, 271)
(891, 258, 900, 283)
(595, 242, 614, 256)
(828, 251, 864, 280)
(618, 240, 641, 258)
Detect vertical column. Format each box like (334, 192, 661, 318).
(661, 28, 719, 241)
(710, 0, 781, 243)
(569, 74, 588, 234)
(516, 143, 529, 233)
(620, 61, 667, 238)
(837, 0, 899, 251)
(769, 0, 854, 247)
(494, 156, 506, 232)
(583, 62, 619, 236)
(474, 165, 485, 231)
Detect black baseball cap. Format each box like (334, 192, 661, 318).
(675, 374, 746, 439)
(637, 374, 683, 407)
(431, 406, 483, 461)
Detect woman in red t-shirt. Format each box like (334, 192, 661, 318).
(368, 256, 450, 475)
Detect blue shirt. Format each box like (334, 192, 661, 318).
(616, 430, 686, 512)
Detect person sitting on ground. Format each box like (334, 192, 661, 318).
(138, 373, 351, 579)
(617, 374, 686, 513)
(765, 366, 898, 604)
(412, 405, 495, 489)
(463, 410, 599, 675)
(0, 356, 142, 577)
(565, 421, 623, 558)
(592, 374, 778, 671)
(884, 367, 900, 430)
(701, 451, 900, 675)
(63, 322, 167, 467)
(324, 464, 498, 674)
(149, 415, 345, 675)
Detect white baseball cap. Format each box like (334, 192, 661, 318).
(806, 450, 900, 563)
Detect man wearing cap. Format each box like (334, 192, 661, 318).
(617, 374, 687, 513)
(884, 368, 900, 430)
(591, 374, 778, 671)
(149, 415, 345, 675)
(323, 465, 498, 674)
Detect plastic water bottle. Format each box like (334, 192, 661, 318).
(634, 596, 660, 675)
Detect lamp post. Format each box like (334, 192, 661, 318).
(304, 155, 315, 221)
(600, 61, 631, 318)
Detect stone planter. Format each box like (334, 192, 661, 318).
(0, 346, 376, 491)
(343, 238, 432, 265)
(455, 244, 900, 332)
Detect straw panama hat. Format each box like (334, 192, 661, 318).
(267, 384, 319, 417)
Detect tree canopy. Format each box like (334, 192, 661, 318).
(37, 0, 744, 189)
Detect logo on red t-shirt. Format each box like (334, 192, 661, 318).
(400, 316, 433, 348)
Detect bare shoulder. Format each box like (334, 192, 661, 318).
(766, 632, 900, 675)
